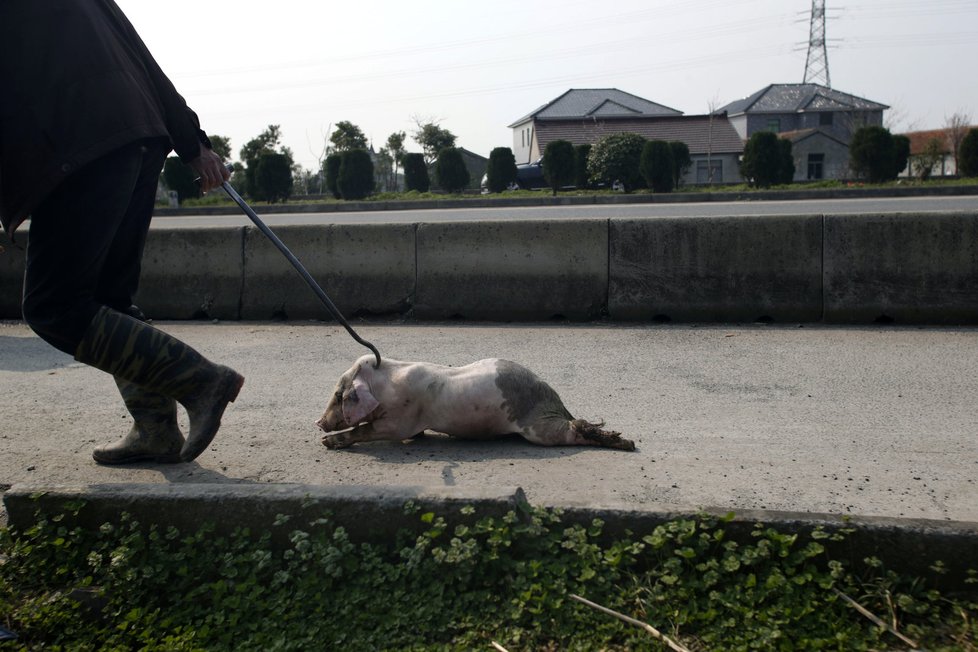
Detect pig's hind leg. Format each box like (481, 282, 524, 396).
(521, 418, 635, 451)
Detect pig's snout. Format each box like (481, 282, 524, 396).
(316, 404, 344, 432)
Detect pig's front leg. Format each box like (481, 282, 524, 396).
(321, 421, 403, 449)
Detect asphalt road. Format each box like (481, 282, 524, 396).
(151, 195, 978, 228)
(3, 320, 976, 525)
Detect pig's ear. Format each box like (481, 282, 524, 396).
(342, 376, 380, 424)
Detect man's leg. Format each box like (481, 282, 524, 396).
(24, 141, 243, 463)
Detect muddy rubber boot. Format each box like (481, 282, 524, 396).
(92, 378, 184, 464)
(75, 306, 244, 462)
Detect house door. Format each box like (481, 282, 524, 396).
(807, 153, 824, 180)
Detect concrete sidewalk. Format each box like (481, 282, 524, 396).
(3, 319, 977, 527)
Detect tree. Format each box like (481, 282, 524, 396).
(402, 152, 429, 192)
(960, 128, 978, 177)
(208, 135, 232, 162)
(740, 131, 783, 188)
(945, 112, 972, 173)
(240, 125, 293, 198)
(486, 147, 518, 193)
(161, 156, 198, 203)
(587, 132, 647, 192)
(542, 140, 575, 196)
(412, 119, 456, 165)
(778, 138, 796, 185)
(253, 152, 293, 203)
(385, 131, 407, 191)
(913, 137, 945, 180)
(574, 144, 591, 189)
(640, 140, 674, 193)
(849, 126, 898, 183)
(435, 147, 470, 194)
(330, 121, 368, 153)
(668, 141, 691, 189)
(337, 149, 374, 200)
(324, 154, 342, 199)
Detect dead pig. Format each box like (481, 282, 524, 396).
(316, 355, 635, 451)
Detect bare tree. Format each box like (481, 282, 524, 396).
(945, 111, 973, 174)
(707, 93, 720, 184)
(306, 123, 332, 195)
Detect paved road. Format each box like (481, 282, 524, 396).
(151, 195, 978, 228)
(3, 320, 976, 524)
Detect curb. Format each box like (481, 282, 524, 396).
(5, 483, 978, 590)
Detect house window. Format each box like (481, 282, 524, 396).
(766, 118, 781, 132)
(807, 153, 825, 180)
(696, 160, 723, 184)
(820, 112, 834, 127)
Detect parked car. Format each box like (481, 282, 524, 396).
(515, 158, 546, 189)
(480, 158, 548, 192)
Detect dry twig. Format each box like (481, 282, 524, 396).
(490, 641, 510, 652)
(569, 593, 692, 652)
(833, 588, 920, 649)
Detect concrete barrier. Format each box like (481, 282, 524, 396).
(240, 223, 415, 320)
(609, 215, 823, 322)
(824, 213, 978, 324)
(5, 212, 978, 324)
(0, 231, 26, 318)
(135, 227, 245, 320)
(415, 219, 607, 320)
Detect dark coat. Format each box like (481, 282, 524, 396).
(0, 0, 208, 239)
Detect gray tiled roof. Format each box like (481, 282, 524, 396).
(509, 89, 682, 127)
(535, 114, 744, 156)
(720, 83, 888, 115)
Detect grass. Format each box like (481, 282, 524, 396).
(160, 176, 978, 210)
(2, 504, 976, 650)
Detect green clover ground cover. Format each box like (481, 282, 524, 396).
(1, 505, 975, 651)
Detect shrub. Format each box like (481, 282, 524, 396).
(587, 132, 647, 192)
(892, 134, 910, 178)
(574, 144, 591, 189)
(161, 156, 199, 203)
(778, 138, 796, 184)
(740, 131, 787, 188)
(402, 153, 430, 192)
(486, 147, 518, 193)
(542, 139, 576, 196)
(741, 132, 777, 188)
(668, 141, 692, 189)
(324, 154, 342, 199)
(337, 149, 374, 200)
(640, 140, 674, 193)
(435, 147, 470, 194)
(254, 152, 293, 203)
(959, 128, 978, 177)
(850, 126, 899, 183)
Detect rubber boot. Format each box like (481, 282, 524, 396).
(92, 378, 184, 464)
(75, 306, 244, 462)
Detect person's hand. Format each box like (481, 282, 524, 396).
(188, 144, 230, 193)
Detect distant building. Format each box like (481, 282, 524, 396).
(899, 127, 978, 178)
(779, 128, 851, 181)
(719, 83, 888, 181)
(509, 88, 744, 185)
(457, 147, 488, 191)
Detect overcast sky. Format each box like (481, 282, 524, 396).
(116, 0, 977, 171)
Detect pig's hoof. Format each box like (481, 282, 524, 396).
(321, 434, 351, 449)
